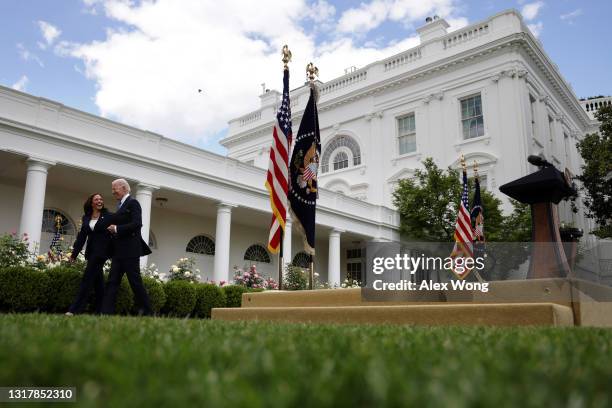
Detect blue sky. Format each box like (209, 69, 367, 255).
(1, 0, 610, 155)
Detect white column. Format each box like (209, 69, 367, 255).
(328, 228, 343, 286)
(135, 183, 158, 267)
(18, 158, 55, 253)
(282, 215, 292, 269)
(214, 202, 235, 284)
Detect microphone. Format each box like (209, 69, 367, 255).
(527, 155, 553, 168)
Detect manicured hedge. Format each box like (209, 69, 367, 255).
(0, 266, 49, 312)
(162, 280, 197, 317)
(135, 277, 167, 315)
(45, 266, 84, 313)
(193, 283, 226, 318)
(222, 285, 248, 308)
(0, 264, 271, 317)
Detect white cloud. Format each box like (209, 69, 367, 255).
(305, 0, 336, 23)
(17, 43, 44, 67)
(337, 0, 461, 34)
(37, 21, 62, 49)
(337, 0, 390, 33)
(12, 75, 29, 92)
(521, 1, 544, 21)
(528, 21, 543, 37)
(63, 0, 465, 145)
(560, 9, 582, 23)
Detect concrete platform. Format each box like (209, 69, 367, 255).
(212, 303, 574, 326)
(212, 279, 612, 327)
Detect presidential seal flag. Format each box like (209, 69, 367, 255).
(471, 173, 485, 259)
(289, 83, 320, 255)
(265, 65, 292, 254)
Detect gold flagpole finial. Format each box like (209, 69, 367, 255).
(282, 45, 292, 70)
(473, 160, 479, 178)
(54, 214, 63, 230)
(460, 154, 467, 171)
(306, 62, 319, 82)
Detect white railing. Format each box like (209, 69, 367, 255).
(239, 111, 261, 127)
(319, 71, 367, 96)
(581, 97, 612, 119)
(443, 23, 490, 49)
(383, 48, 422, 71)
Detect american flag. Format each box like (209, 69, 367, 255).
(450, 169, 474, 277)
(48, 216, 63, 260)
(265, 69, 292, 253)
(49, 229, 62, 253)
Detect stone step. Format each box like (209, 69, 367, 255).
(240, 279, 580, 308)
(212, 303, 574, 327)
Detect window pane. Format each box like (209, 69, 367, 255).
(397, 114, 415, 136)
(476, 117, 484, 137)
(461, 94, 484, 139)
(461, 100, 469, 118)
(399, 134, 416, 155)
(462, 120, 470, 138)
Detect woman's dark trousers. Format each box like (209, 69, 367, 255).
(68, 257, 106, 314)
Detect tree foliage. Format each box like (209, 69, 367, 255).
(392, 158, 529, 243)
(392, 158, 532, 279)
(576, 105, 612, 238)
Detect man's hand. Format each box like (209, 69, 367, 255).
(107, 224, 118, 234)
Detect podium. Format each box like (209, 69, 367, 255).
(499, 166, 576, 279)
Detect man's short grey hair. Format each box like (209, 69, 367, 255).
(112, 178, 131, 192)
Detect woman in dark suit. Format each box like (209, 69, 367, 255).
(65, 193, 113, 316)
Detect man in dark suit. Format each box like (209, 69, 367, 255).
(101, 178, 153, 316)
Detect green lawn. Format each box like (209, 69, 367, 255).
(0, 314, 610, 407)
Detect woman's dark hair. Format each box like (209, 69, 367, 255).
(83, 193, 105, 216)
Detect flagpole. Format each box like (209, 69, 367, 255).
(306, 62, 319, 290)
(472, 160, 485, 284)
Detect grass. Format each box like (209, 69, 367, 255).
(0, 314, 610, 407)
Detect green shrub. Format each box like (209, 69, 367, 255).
(0, 266, 49, 312)
(0, 233, 32, 269)
(222, 285, 247, 308)
(193, 283, 226, 318)
(283, 265, 308, 290)
(45, 266, 84, 313)
(163, 280, 196, 317)
(133, 277, 166, 315)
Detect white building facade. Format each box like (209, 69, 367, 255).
(0, 9, 606, 285)
(0, 89, 399, 285)
(223, 10, 600, 247)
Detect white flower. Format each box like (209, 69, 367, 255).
(185, 271, 192, 277)
(172, 266, 179, 272)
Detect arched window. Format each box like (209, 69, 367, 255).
(321, 135, 361, 173)
(186, 235, 215, 255)
(291, 252, 310, 268)
(40, 209, 76, 252)
(333, 151, 349, 171)
(244, 244, 271, 263)
(42, 209, 76, 236)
